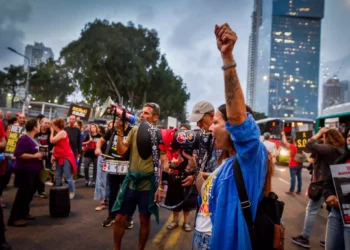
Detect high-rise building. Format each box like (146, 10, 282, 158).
(322, 76, 348, 109)
(24, 42, 54, 68)
(343, 80, 350, 103)
(246, 0, 262, 108)
(248, 0, 324, 119)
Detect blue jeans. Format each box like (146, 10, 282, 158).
(289, 167, 302, 192)
(302, 197, 324, 239)
(192, 230, 211, 250)
(325, 209, 350, 250)
(94, 156, 109, 201)
(56, 159, 75, 193)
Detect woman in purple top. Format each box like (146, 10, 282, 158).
(8, 119, 43, 227)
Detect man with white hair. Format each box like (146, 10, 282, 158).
(262, 132, 277, 161)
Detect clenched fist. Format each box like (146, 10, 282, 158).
(215, 23, 237, 58)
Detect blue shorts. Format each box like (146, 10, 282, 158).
(117, 188, 151, 217)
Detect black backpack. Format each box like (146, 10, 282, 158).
(233, 159, 285, 250)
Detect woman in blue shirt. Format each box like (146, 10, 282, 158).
(185, 24, 268, 250)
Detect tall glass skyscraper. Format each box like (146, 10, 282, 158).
(248, 0, 324, 119)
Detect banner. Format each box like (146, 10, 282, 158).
(67, 104, 91, 121)
(4, 125, 25, 157)
(295, 131, 313, 153)
(330, 164, 350, 228)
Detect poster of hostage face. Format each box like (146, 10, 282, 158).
(330, 164, 350, 227)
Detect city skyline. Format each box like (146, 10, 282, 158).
(0, 0, 350, 114)
(250, 0, 324, 119)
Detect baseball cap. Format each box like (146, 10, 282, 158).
(187, 101, 214, 122)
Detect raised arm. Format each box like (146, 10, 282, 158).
(215, 24, 246, 126)
(281, 132, 291, 150)
(50, 130, 66, 144)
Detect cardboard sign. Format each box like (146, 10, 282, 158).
(67, 104, 91, 121)
(295, 131, 313, 153)
(330, 164, 350, 227)
(4, 125, 25, 157)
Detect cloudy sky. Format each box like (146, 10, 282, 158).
(1, 0, 350, 113)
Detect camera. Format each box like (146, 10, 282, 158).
(136, 121, 211, 161)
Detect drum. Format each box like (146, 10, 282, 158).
(102, 160, 129, 175)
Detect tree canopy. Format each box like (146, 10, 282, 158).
(29, 58, 75, 104)
(60, 19, 190, 121)
(0, 65, 26, 107)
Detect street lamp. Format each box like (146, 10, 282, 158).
(7, 47, 30, 115)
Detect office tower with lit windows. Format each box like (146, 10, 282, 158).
(250, 0, 324, 119)
(24, 42, 54, 68)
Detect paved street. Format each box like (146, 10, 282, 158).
(1, 165, 327, 250)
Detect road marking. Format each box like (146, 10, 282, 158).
(152, 213, 174, 245)
(278, 177, 290, 185)
(275, 166, 286, 172)
(164, 214, 184, 249)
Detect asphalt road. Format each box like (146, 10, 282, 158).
(1, 165, 327, 250)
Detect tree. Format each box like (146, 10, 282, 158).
(29, 58, 75, 104)
(60, 19, 190, 121)
(0, 65, 26, 107)
(253, 111, 268, 121)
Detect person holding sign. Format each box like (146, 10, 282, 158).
(281, 132, 303, 195)
(292, 128, 344, 248)
(7, 119, 43, 227)
(324, 128, 350, 250)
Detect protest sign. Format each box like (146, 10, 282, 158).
(67, 104, 91, 121)
(295, 131, 313, 153)
(4, 125, 25, 157)
(330, 164, 350, 227)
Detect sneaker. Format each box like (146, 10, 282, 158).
(292, 235, 310, 248)
(39, 192, 47, 198)
(102, 217, 115, 227)
(126, 217, 134, 229)
(85, 182, 89, 187)
(95, 204, 107, 211)
(320, 241, 325, 247)
(91, 182, 96, 188)
(8, 219, 27, 227)
(45, 181, 54, 186)
(285, 191, 294, 195)
(69, 192, 75, 199)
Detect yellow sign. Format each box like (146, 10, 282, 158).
(4, 125, 24, 156)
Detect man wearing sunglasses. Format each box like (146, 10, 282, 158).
(113, 102, 168, 250)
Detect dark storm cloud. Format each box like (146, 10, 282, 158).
(0, 0, 32, 69)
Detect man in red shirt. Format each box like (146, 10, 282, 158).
(0, 120, 11, 249)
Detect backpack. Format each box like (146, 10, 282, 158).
(233, 158, 285, 250)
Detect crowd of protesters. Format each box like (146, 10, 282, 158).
(0, 23, 349, 250)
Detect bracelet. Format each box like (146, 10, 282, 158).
(158, 187, 165, 192)
(222, 61, 236, 70)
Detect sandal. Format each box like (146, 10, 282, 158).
(167, 220, 179, 230)
(183, 222, 192, 232)
(95, 202, 107, 211)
